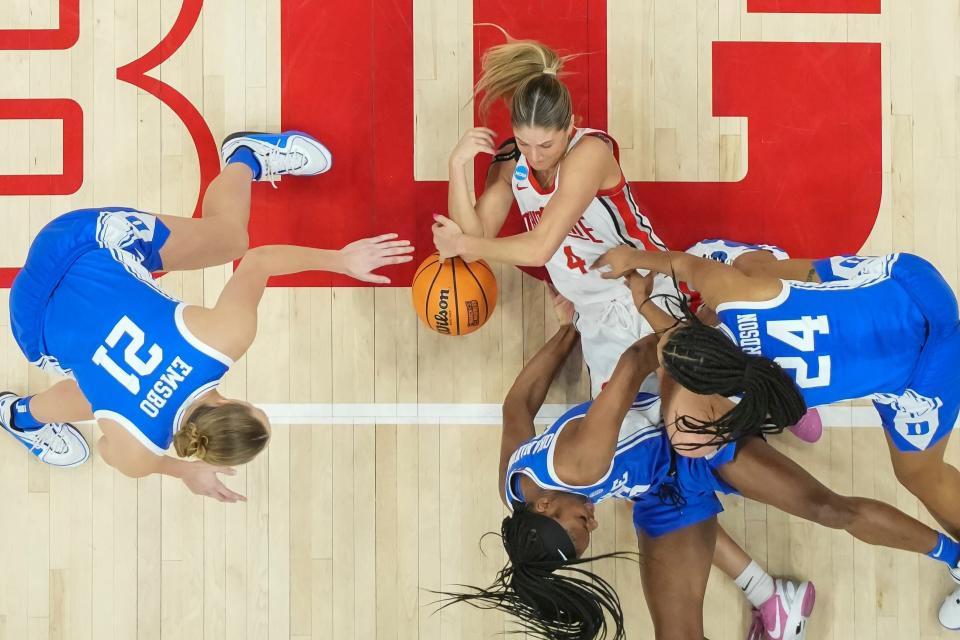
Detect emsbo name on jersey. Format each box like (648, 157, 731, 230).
(139, 356, 194, 417)
(513, 165, 528, 181)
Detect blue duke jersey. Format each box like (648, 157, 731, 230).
(503, 394, 734, 537)
(504, 394, 666, 505)
(715, 255, 927, 408)
(43, 250, 232, 455)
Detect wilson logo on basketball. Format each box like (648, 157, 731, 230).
(411, 253, 498, 336)
(434, 289, 451, 334)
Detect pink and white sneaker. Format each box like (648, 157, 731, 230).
(787, 409, 823, 444)
(747, 579, 816, 640)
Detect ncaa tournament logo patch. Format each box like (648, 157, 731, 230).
(513, 165, 529, 182)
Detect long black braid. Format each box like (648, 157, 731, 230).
(434, 502, 635, 640)
(658, 282, 807, 448)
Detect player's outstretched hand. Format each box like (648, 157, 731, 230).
(449, 127, 497, 167)
(182, 461, 247, 503)
(592, 246, 646, 279)
(432, 214, 464, 260)
(340, 233, 415, 284)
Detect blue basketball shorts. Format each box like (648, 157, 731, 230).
(632, 452, 738, 538)
(9, 208, 170, 374)
(814, 253, 960, 452)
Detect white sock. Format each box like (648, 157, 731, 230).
(734, 560, 776, 608)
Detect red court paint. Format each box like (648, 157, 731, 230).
(748, 0, 880, 13)
(115, 0, 219, 220)
(631, 41, 882, 256)
(0, 0, 80, 49)
(0, 0, 884, 288)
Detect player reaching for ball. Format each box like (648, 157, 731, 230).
(1, 131, 413, 502)
(431, 29, 671, 397)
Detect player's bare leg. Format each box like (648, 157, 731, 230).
(156, 163, 254, 271)
(886, 433, 960, 539)
(157, 131, 333, 272)
(639, 517, 716, 640)
(25, 379, 94, 424)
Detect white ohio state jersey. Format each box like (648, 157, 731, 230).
(511, 128, 666, 305)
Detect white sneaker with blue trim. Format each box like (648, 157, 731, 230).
(220, 131, 332, 186)
(0, 392, 90, 468)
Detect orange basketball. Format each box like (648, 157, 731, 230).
(411, 253, 498, 335)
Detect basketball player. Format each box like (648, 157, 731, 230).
(430, 33, 671, 400)
(442, 290, 960, 640)
(1, 131, 413, 502)
(594, 243, 960, 628)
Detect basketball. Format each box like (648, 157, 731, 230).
(411, 253, 498, 335)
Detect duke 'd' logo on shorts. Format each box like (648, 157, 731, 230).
(434, 288, 451, 334)
(513, 165, 528, 182)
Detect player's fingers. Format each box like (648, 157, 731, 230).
(590, 255, 608, 270)
(380, 246, 415, 257)
(376, 240, 411, 249)
(384, 255, 414, 264)
(222, 486, 246, 502)
(369, 233, 400, 243)
(362, 273, 391, 284)
(215, 466, 237, 476)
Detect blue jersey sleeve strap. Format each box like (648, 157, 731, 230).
(95, 410, 167, 456)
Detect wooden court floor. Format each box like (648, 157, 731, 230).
(0, 1, 959, 639)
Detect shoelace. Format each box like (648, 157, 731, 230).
(746, 609, 767, 640)
(28, 423, 70, 456)
(261, 147, 309, 188)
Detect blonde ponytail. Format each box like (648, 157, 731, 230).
(173, 402, 269, 466)
(474, 25, 575, 130)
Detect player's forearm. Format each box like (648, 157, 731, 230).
(639, 298, 677, 333)
(504, 324, 580, 416)
(622, 251, 710, 288)
(243, 245, 345, 278)
(447, 161, 485, 238)
(458, 228, 553, 267)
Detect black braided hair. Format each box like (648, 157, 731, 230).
(658, 284, 807, 448)
(434, 502, 635, 640)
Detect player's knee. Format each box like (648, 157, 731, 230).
(808, 493, 857, 529)
(224, 225, 249, 260)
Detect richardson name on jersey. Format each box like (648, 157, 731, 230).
(139, 356, 194, 417)
(734, 313, 763, 355)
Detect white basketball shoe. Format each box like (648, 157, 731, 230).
(220, 131, 332, 186)
(0, 392, 90, 468)
(938, 568, 960, 630)
(748, 579, 816, 640)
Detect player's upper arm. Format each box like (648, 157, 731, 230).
(98, 419, 164, 478)
(474, 144, 518, 239)
(680, 254, 782, 310)
(498, 401, 536, 507)
(533, 138, 614, 262)
(189, 252, 270, 359)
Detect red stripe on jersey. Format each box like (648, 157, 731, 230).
(605, 188, 663, 251)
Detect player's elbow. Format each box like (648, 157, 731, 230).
(525, 244, 555, 268)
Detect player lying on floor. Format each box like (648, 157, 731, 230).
(438, 287, 960, 640)
(594, 239, 960, 629)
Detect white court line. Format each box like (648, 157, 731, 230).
(257, 403, 883, 427)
